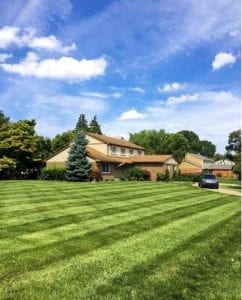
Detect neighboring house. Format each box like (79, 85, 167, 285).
(46, 132, 178, 181)
(179, 153, 235, 178)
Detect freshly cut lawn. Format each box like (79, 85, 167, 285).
(0, 180, 240, 299)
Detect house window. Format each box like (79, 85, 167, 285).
(111, 145, 117, 155)
(129, 149, 134, 156)
(121, 148, 126, 155)
(101, 163, 110, 173)
(137, 150, 142, 155)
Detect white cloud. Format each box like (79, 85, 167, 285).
(129, 86, 145, 94)
(0, 26, 20, 48)
(0, 53, 12, 62)
(81, 92, 108, 98)
(111, 92, 122, 98)
(118, 109, 146, 120)
(0, 52, 108, 82)
(158, 82, 186, 93)
(0, 26, 76, 53)
(28, 35, 76, 53)
(212, 52, 236, 70)
(103, 90, 240, 153)
(166, 93, 198, 106)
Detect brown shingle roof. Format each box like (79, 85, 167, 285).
(87, 146, 132, 164)
(87, 147, 176, 164)
(131, 155, 175, 163)
(86, 132, 144, 150)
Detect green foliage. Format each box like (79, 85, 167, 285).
(199, 140, 216, 157)
(172, 171, 200, 182)
(89, 115, 102, 134)
(66, 132, 91, 181)
(40, 167, 66, 180)
(51, 130, 75, 153)
(88, 170, 103, 182)
(0, 156, 16, 179)
(36, 136, 52, 160)
(165, 133, 190, 163)
(130, 130, 168, 154)
(127, 167, 150, 181)
(226, 130, 241, 180)
(129, 129, 215, 161)
(0, 119, 42, 177)
(76, 114, 89, 133)
(156, 169, 170, 182)
(0, 111, 10, 127)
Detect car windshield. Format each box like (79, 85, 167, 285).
(203, 174, 216, 179)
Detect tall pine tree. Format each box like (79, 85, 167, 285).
(66, 131, 91, 181)
(75, 114, 89, 133)
(89, 115, 102, 134)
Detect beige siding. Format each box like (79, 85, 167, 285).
(185, 153, 203, 166)
(86, 135, 108, 155)
(179, 161, 202, 174)
(108, 145, 145, 157)
(47, 147, 70, 163)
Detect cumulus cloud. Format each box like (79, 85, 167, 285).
(28, 35, 76, 53)
(0, 26, 20, 48)
(0, 53, 12, 62)
(0, 26, 76, 53)
(105, 90, 240, 153)
(166, 93, 198, 106)
(129, 86, 145, 94)
(118, 109, 145, 120)
(0, 52, 108, 82)
(158, 82, 186, 93)
(212, 52, 236, 70)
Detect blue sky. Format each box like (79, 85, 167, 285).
(0, 0, 240, 153)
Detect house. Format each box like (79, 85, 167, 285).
(179, 153, 235, 178)
(46, 132, 178, 181)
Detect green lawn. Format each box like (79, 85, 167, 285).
(0, 180, 240, 299)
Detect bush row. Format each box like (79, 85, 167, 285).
(39, 167, 200, 182)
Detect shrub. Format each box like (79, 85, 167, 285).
(88, 170, 103, 182)
(156, 169, 170, 182)
(40, 167, 66, 180)
(127, 167, 150, 181)
(172, 171, 200, 182)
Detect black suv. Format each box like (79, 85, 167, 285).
(198, 174, 219, 189)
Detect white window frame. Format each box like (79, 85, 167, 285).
(101, 163, 110, 173)
(120, 148, 126, 156)
(111, 145, 117, 155)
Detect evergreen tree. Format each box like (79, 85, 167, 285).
(89, 115, 102, 134)
(66, 131, 91, 181)
(75, 114, 89, 133)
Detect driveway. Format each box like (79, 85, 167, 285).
(192, 183, 241, 197)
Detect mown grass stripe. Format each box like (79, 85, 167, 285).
(0, 186, 200, 218)
(0, 197, 237, 280)
(1, 203, 239, 299)
(92, 211, 241, 299)
(0, 184, 189, 209)
(0, 188, 218, 233)
(0, 182, 191, 206)
(0, 187, 202, 227)
(1, 192, 224, 249)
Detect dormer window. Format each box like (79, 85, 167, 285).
(111, 145, 117, 155)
